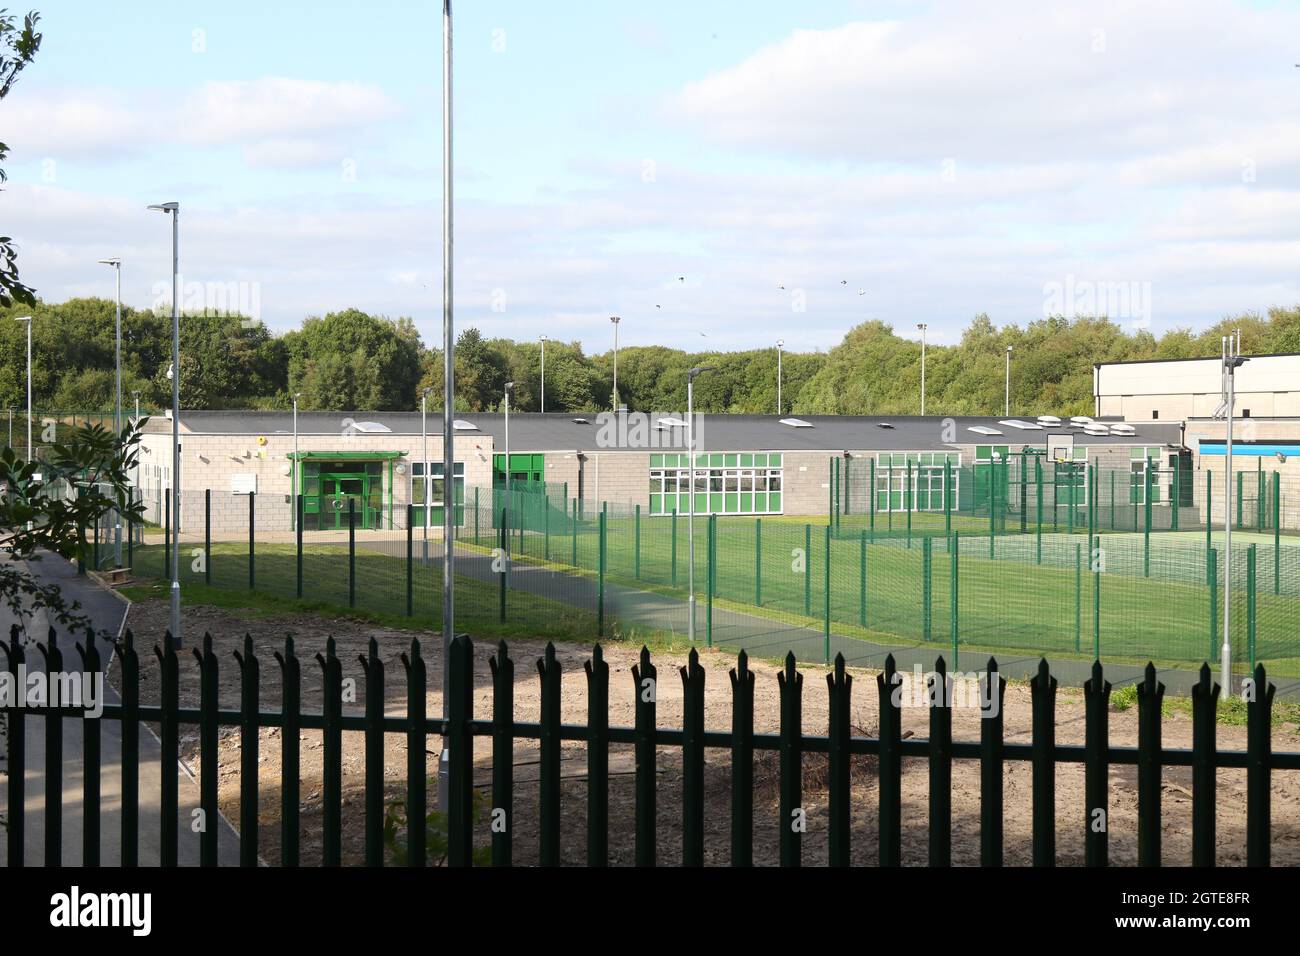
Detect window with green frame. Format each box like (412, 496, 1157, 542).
(648, 452, 783, 515)
(1128, 446, 1164, 505)
(412, 461, 466, 526)
(874, 451, 960, 512)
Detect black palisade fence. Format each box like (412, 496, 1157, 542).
(2, 624, 1296, 867)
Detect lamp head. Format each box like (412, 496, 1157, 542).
(13, 315, 31, 323)
(776, 339, 784, 349)
(610, 316, 620, 325)
(147, 202, 179, 213)
(98, 257, 121, 267)
(688, 365, 717, 382)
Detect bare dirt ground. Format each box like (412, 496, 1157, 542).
(114, 599, 1300, 867)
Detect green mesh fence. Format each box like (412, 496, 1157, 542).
(124, 472, 1300, 679)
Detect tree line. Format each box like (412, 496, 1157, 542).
(1, 297, 1297, 417)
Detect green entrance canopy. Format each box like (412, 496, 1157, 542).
(287, 451, 408, 460)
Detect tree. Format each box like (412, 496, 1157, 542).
(284, 309, 422, 410)
(0, 9, 41, 308)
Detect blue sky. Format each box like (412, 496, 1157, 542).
(7, 0, 1300, 353)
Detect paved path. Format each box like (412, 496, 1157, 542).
(0, 552, 241, 866)
(455, 544, 1300, 699)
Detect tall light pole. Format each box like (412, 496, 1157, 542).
(291, 392, 301, 534)
(1004, 345, 1013, 417)
(148, 200, 181, 646)
(609, 316, 622, 411)
(1215, 332, 1248, 691)
(539, 335, 547, 414)
(13, 316, 31, 463)
(686, 364, 716, 643)
(99, 257, 124, 564)
(438, 0, 456, 813)
(776, 339, 784, 415)
(918, 323, 928, 416)
(421, 387, 432, 562)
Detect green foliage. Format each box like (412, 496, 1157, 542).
(382, 787, 492, 866)
(0, 8, 42, 309)
(0, 418, 145, 635)
(7, 297, 1300, 417)
(284, 309, 421, 410)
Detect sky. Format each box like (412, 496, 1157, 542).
(5, 0, 1300, 354)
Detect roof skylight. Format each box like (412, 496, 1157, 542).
(779, 418, 814, 428)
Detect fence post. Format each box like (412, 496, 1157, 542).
(1137, 664, 1164, 867)
(1035, 457, 1042, 564)
(869, 458, 876, 541)
(988, 462, 995, 559)
(405, 503, 413, 616)
(1246, 663, 1274, 866)
(249, 490, 256, 591)
(980, 659, 1005, 867)
(778, 654, 802, 868)
(204, 488, 211, 586)
(827, 654, 851, 866)
(754, 518, 762, 606)
(906, 459, 912, 548)
(671, 506, 677, 587)
(1144, 457, 1152, 577)
(1247, 543, 1257, 669)
(950, 533, 959, 667)
(1172, 453, 1181, 531)
(598, 508, 607, 638)
(1236, 470, 1243, 530)
(583, 644, 606, 867)
(804, 523, 811, 616)
(877, 656, 901, 866)
(296, 491, 303, 598)
(922, 535, 932, 643)
(164, 487, 171, 576)
(844, 457, 851, 516)
(447, 635, 475, 867)
(499, 509, 507, 624)
(1031, 660, 1057, 867)
(681, 649, 706, 866)
(571, 497, 578, 567)
(633, 648, 657, 866)
(859, 530, 867, 629)
(1274, 471, 1281, 595)
(1208, 547, 1218, 663)
(944, 457, 952, 535)
(1084, 661, 1110, 867)
(634, 503, 640, 579)
(706, 513, 715, 648)
(1093, 540, 1101, 660)
(544, 491, 550, 562)
(1206, 469, 1212, 555)
(730, 651, 754, 866)
(1074, 542, 1082, 653)
(1191, 664, 1218, 868)
(347, 497, 356, 608)
(824, 525, 832, 663)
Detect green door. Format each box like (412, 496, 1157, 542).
(322, 473, 370, 529)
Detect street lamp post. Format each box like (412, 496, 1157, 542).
(13, 316, 31, 463)
(1004, 345, 1013, 417)
(1217, 332, 1248, 691)
(539, 335, 547, 414)
(918, 324, 928, 416)
(610, 316, 621, 410)
(148, 200, 181, 646)
(776, 339, 784, 415)
(686, 364, 716, 643)
(438, 0, 456, 813)
(99, 257, 124, 565)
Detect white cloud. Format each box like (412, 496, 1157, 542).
(4, 77, 400, 167)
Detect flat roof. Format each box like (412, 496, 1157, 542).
(1094, 352, 1300, 368)
(149, 410, 1185, 453)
